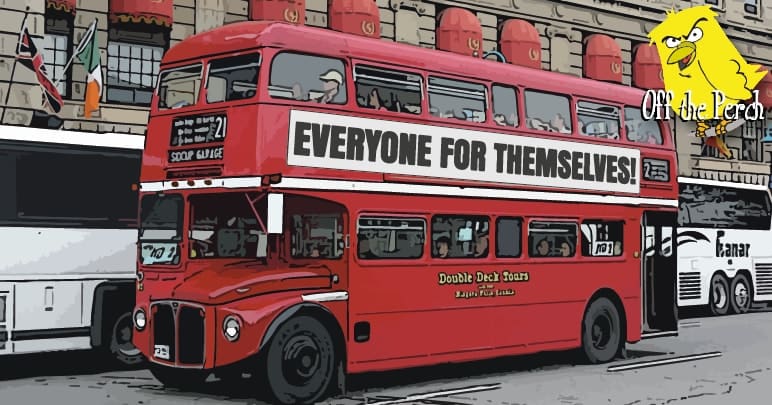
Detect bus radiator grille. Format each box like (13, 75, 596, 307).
(178, 306, 205, 365)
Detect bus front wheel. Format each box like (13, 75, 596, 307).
(109, 312, 144, 366)
(709, 274, 730, 316)
(730, 273, 753, 314)
(581, 297, 622, 364)
(264, 315, 336, 405)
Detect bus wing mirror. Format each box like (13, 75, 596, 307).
(267, 193, 284, 234)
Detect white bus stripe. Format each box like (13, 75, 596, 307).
(607, 351, 722, 372)
(301, 291, 349, 302)
(141, 176, 678, 207)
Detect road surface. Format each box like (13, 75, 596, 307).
(0, 310, 770, 404)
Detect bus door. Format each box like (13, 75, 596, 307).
(641, 211, 678, 338)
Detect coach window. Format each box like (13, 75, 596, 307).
(428, 76, 487, 123)
(577, 101, 620, 140)
(524, 90, 571, 133)
(432, 215, 490, 258)
(581, 220, 624, 257)
(354, 65, 422, 114)
(269, 52, 347, 105)
(679, 183, 772, 231)
(290, 211, 345, 260)
(625, 106, 663, 145)
(206, 53, 260, 103)
(357, 217, 425, 259)
(528, 221, 578, 258)
(496, 217, 522, 258)
(492, 85, 518, 127)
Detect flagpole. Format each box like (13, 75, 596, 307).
(1, 6, 30, 125)
(55, 18, 97, 89)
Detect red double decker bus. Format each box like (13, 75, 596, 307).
(134, 21, 679, 404)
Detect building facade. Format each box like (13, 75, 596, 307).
(0, 0, 770, 184)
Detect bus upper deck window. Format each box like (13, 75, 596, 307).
(577, 101, 620, 140)
(206, 53, 260, 103)
(428, 76, 487, 123)
(625, 106, 663, 145)
(354, 65, 422, 115)
(524, 90, 571, 133)
(157, 64, 203, 110)
(492, 84, 519, 127)
(269, 52, 347, 105)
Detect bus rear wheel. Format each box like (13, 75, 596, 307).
(709, 274, 730, 316)
(730, 274, 753, 314)
(581, 297, 622, 364)
(264, 315, 336, 405)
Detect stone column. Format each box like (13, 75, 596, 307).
(196, 0, 226, 34)
(544, 24, 581, 77)
(305, 0, 327, 28)
(476, 11, 497, 55)
(224, 0, 248, 24)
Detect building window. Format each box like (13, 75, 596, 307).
(705, 0, 720, 5)
(744, 0, 759, 15)
(741, 119, 764, 161)
(106, 25, 168, 106)
(432, 215, 490, 258)
(428, 76, 487, 123)
(581, 221, 624, 257)
(528, 221, 577, 258)
(492, 84, 518, 127)
(357, 216, 426, 260)
(495, 217, 522, 258)
(524, 90, 572, 133)
(354, 65, 422, 114)
(43, 11, 73, 98)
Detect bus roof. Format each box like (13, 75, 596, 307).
(0, 126, 145, 150)
(163, 21, 647, 106)
(678, 176, 770, 191)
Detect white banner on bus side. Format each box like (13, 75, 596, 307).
(287, 110, 642, 194)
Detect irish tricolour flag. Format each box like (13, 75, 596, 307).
(74, 19, 102, 118)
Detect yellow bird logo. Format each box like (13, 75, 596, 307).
(647, 5, 768, 158)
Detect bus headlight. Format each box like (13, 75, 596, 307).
(134, 309, 146, 331)
(223, 315, 241, 342)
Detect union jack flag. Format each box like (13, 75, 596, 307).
(16, 27, 63, 113)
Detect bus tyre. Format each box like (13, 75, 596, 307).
(109, 312, 144, 366)
(581, 297, 622, 364)
(264, 315, 335, 405)
(150, 364, 209, 391)
(709, 274, 730, 316)
(730, 274, 753, 314)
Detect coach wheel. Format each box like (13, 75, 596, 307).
(709, 274, 730, 316)
(581, 297, 622, 364)
(109, 312, 144, 366)
(150, 364, 209, 391)
(730, 274, 753, 314)
(264, 315, 336, 405)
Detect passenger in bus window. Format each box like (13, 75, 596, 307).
(314, 70, 343, 104)
(474, 232, 489, 257)
(559, 241, 573, 257)
(550, 114, 571, 133)
(535, 239, 550, 256)
(309, 245, 321, 258)
(368, 88, 387, 111)
(436, 237, 451, 258)
(358, 235, 378, 259)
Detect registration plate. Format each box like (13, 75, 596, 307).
(154, 345, 170, 360)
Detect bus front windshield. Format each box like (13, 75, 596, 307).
(189, 193, 269, 259)
(139, 194, 184, 265)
